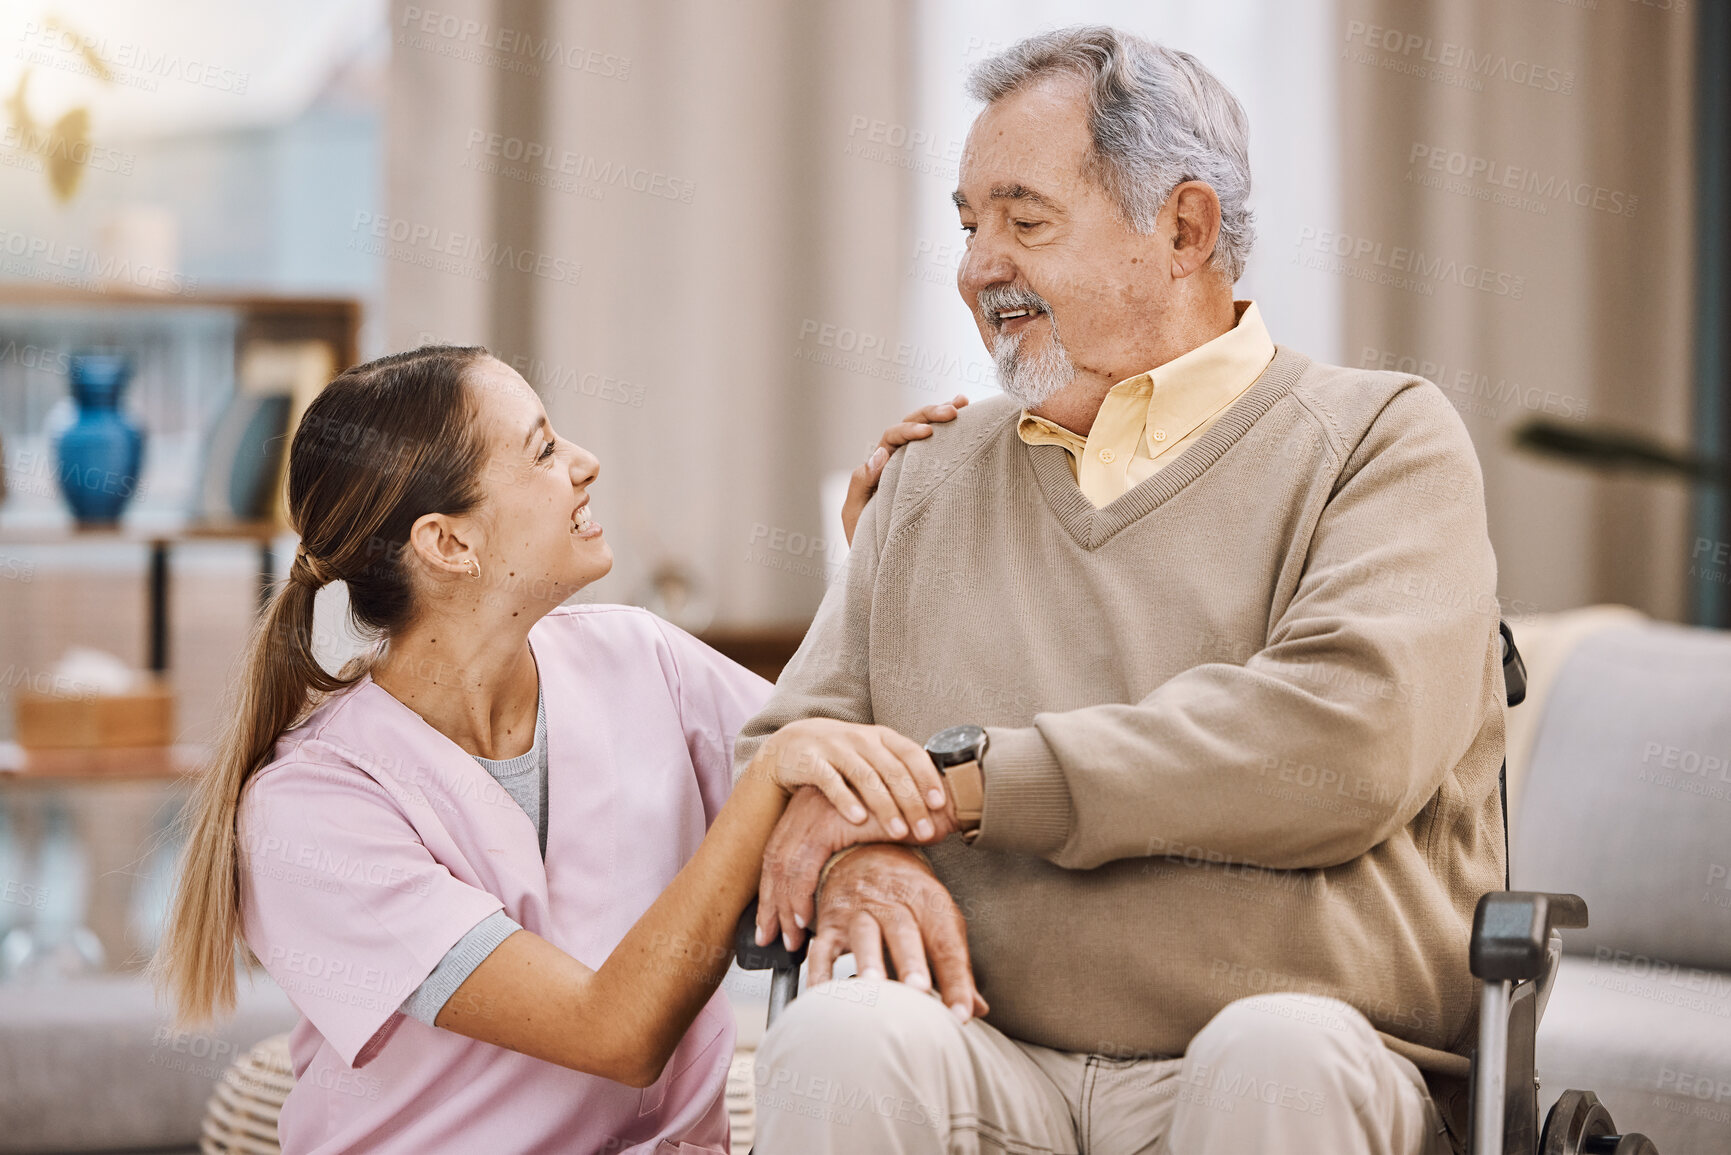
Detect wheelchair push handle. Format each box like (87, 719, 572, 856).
(1499, 620, 1527, 708)
(733, 897, 808, 971)
(734, 897, 807, 1027)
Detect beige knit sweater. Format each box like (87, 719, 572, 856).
(734, 347, 1506, 1094)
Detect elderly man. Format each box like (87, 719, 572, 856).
(735, 26, 1502, 1155)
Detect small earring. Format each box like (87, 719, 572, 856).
(467, 558, 482, 580)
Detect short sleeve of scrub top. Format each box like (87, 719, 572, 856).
(238, 760, 507, 1068)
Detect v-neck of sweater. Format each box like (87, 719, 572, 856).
(1025, 346, 1309, 551)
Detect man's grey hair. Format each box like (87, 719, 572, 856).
(967, 26, 1255, 283)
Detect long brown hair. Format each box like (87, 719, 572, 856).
(153, 345, 490, 1025)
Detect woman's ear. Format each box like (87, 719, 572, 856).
(406, 512, 479, 581)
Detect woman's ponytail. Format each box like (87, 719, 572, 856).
(151, 570, 350, 1024)
(150, 345, 488, 1026)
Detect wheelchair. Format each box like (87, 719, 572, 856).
(733, 621, 1660, 1154)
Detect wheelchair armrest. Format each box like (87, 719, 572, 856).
(733, 897, 808, 971)
(1470, 891, 1587, 983)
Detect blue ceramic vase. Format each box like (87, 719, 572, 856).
(56, 353, 145, 525)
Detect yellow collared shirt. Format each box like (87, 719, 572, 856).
(1017, 300, 1277, 509)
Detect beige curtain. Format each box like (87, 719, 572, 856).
(1338, 0, 1695, 621)
(387, 0, 916, 627)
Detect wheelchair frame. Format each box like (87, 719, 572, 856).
(732, 621, 1661, 1154)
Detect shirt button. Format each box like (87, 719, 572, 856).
(1151, 429, 1168, 443)
(1099, 447, 1116, 463)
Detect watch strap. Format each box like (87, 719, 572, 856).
(945, 757, 985, 843)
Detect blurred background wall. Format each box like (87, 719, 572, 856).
(378, 0, 1710, 633)
(1339, 0, 1697, 622)
(385, 0, 1350, 629)
(385, 0, 922, 627)
(0, 0, 1719, 746)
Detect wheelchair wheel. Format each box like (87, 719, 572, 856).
(1540, 1089, 1658, 1155)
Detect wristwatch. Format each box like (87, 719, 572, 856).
(925, 724, 988, 843)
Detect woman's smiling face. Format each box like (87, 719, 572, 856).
(464, 356, 612, 608)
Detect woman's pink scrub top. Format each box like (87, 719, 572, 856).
(237, 605, 773, 1154)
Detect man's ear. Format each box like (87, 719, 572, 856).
(405, 512, 479, 580)
(1166, 181, 1223, 281)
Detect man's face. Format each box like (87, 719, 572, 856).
(953, 74, 1174, 407)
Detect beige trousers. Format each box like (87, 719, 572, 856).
(751, 978, 1453, 1155)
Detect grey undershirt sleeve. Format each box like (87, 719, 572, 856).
(400, 909, 522, 1026)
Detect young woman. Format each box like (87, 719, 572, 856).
(153, 346, 967, 1154)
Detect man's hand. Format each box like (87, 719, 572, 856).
(808, 843, 988, 1023)
(840, 395, 969, 546)
(757, 785, 957, 949)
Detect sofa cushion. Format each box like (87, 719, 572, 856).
(0, 972, 297, 1154)
(1512, 621, 1731, 972)
(1537, 954, 1731, 1153)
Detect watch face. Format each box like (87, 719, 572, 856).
(926, 724, 986, 767)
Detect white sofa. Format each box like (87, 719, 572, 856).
(0, 971, 296, 1153)
(1505, 608, 1731, 1152)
